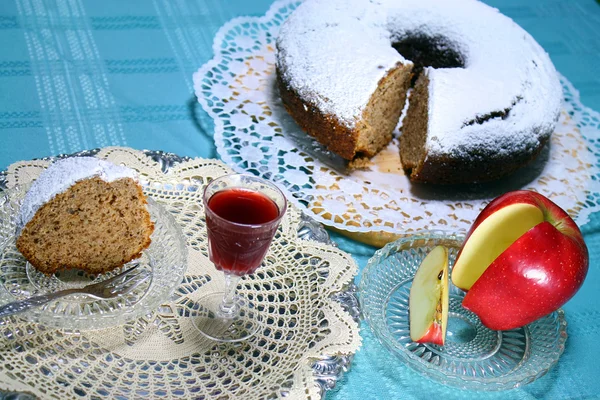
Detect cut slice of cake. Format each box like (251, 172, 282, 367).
(277, 61, 413, 162)
(16, 157, 154, 275)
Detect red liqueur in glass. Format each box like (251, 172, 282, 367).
(197, 174, 287, 342)
(206, 188, 282, 276)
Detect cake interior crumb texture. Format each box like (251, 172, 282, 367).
(16, 177, 154, 275)
(400, 73, 430, 176)
(356, 63, 413, 159)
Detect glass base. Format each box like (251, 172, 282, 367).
(192, 292, 262, 342)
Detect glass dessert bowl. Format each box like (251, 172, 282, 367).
(359, 231, 567, 391)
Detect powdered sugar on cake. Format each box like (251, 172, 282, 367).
(19, 157, 137, 227)
(277, 0, 562, 159)
(276, 0, 408, 127)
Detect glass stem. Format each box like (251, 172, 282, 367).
(219, 273, 241, 318)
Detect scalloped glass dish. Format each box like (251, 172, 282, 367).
(359, 231, 567, 391)
(0, 184, 187, 331)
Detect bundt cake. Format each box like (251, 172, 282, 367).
(276, 0, 562, 184)
(16, 157, 154, 275)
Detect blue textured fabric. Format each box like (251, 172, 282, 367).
(0, 0, 599, 399)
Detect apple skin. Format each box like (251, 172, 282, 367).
(415, 320, 443, 346)
(457, 190, 589, 331)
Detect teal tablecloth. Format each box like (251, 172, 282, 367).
(0, 0, 599, 399)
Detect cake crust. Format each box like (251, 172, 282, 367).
(405, 144, 550, 184)
(277, 70, 360, 160)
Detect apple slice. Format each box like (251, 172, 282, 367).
(452, 202, 544, 291)
(409, 245, 449, 345)
(451, 190, 589, 331)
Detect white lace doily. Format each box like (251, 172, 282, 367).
(193, 0, 600, 245)
(0, 147, 360, 399)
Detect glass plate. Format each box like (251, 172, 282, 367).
(359, 231, 567, 391)
(0, 184, 187, 331)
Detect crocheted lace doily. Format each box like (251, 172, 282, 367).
(194, 0, 600, 245)
(0, 147, 360, 399)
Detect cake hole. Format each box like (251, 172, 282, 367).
(392, 34, 465, 84)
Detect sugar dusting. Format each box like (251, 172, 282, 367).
(276, 0, 562, 159)
(276, 0, 408, 127)
(19, 157, 137, 227)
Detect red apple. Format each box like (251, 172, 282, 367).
(409, 245, 449, 345)
(452, 190, 589, 331)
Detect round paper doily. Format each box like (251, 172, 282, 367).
(0, 147, 360, 400)
(194, 0, 600, 246)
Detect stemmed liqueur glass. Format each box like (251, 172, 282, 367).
(194, 174, 287, 342)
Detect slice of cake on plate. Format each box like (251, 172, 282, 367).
(16, 157, 154, 275)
